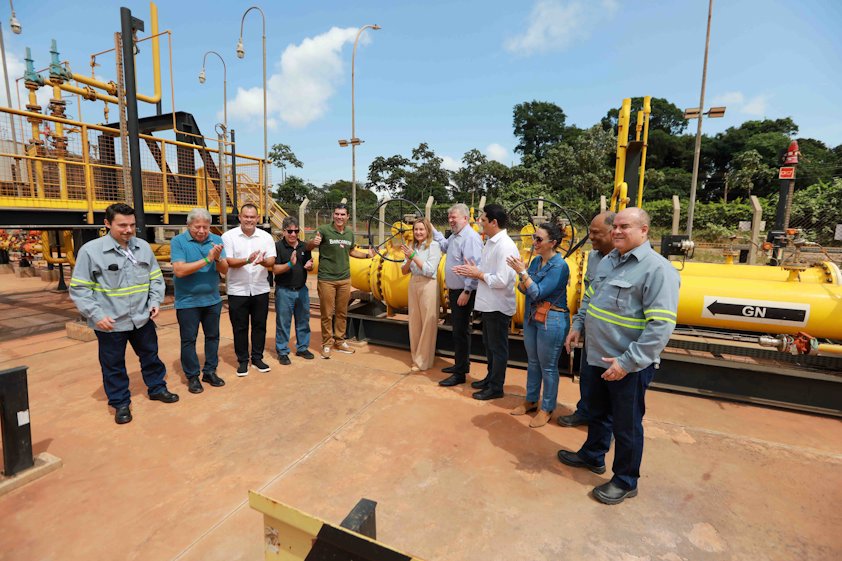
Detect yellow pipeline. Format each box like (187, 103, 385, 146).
(38, 231, 75, 265)
(70, 2, 162, 105)
(26, 90, 45, 198)
(637, 96, 651, 208)
(610, 98, 631, 212)
(677, 261, 841, 285)
(677, 274, 842, 339)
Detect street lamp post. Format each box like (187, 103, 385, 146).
(2, 1, 22, 196)
(685, 0, 716, 239)
(338, 24, 381, 238)
(236, 6, 268, 225)
(199, 50, 227, 131)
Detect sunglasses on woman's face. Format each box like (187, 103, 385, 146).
(532, 235, 544, 243)
(286, 229, 300, 234)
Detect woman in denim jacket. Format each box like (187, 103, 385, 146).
(506, 222, 570, 427)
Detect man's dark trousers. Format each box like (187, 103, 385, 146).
(177, 301, 222, 377)
(95, 320, 167, 407)
(228, 293, 269, 363)
(448, 289, 476, 375)
(480, 310, 511, 393)
(576, 363, 656, 491)
(573, 345, 594, 420)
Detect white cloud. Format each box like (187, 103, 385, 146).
(485, 143, 508, 163)
(441, 155, 462, 172)
(505, 0, 618, 56)
(228, 26, 370, 129)
(711, 91, 769, 117)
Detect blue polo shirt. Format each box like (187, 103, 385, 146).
(171, 230, 226, 309)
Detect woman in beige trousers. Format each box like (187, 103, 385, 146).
(400, 218, 442, 372)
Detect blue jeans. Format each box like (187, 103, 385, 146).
(176, 302, 222, 378)
(577, 363, 656, 491)
(95, 320, 168, 407)
(275, 285, 311, 356)
(523, 309, 569, 412)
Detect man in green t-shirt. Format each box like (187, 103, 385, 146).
(306, 204, 372, 359)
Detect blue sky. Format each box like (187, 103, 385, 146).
(5, 0, 841, 187)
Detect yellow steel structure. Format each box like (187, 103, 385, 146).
(0, 106, 273, 225)
(249, 490, 426, 561)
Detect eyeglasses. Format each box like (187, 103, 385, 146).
(532, 235, 544, 243)
(286, 229, 300, 234)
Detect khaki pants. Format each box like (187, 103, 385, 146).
(408, 274, 440, 370)
(317, 278, 351, 347)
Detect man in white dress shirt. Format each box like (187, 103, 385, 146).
(454, 203, 519, 400)
(222, 203, 277, 376)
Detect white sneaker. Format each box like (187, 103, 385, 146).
(321, 345, 331, 359)
(334, 342, 355, 354)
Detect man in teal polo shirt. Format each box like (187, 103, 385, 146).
(306, 203, 372, 359)
(171, 208, 229, 394)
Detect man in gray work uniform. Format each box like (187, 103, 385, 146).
(558, 210, 614, 427)
(558, 207, 679, 505)
(70, 203, 179, 425)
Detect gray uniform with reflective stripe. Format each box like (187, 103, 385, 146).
(70, 234, 164, 332)
(572, 242, 679, 372)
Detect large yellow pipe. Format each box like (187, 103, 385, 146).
(677, 261, 841, 285)
(677, 274, 842, 339)
(637, 96, 651, 208)
(69, 2, 161, 105)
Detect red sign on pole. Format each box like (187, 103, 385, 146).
(779, 167, 796, 180)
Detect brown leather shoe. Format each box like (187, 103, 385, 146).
(529, 409, 552, 427)
(510, 401, 538, 416)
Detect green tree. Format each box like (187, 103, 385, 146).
(513, 100, 567, 159)
(451, 149, 513, 204)
(724, 149, 775, 201)
(273, 174, 317, 207)
(366, 143, 450, 203)
(268, 143, 303, 183)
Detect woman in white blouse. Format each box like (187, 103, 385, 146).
(401, 218, 442, 372)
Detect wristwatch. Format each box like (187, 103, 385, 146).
(519, 270, 529, 279)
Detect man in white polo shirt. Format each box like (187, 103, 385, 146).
(222, 203, 277, 376)
(454, 203, 519, 400)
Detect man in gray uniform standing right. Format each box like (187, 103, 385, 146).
(558, 207, 679, 505)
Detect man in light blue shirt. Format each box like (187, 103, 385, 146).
(432, 203, 483, 387)
(171, 208, 229, 394)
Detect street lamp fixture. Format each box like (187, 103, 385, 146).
(9, 15, 20, 35)
(236, 6, 268, 224)
(683, 106, 726, 120)
(199, 50, 227, 131)
(338, 138, 363, 148)
(706, 106, 726, 118)
(346, 23, 381, 236)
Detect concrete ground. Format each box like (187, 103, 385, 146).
(1, 273, 841, 561)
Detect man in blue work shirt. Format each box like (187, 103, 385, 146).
(70, 203, 179, 425)
(558, 207, 680, 505)
(433, 203, 483, 387)
(171, 208, 229, 394)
